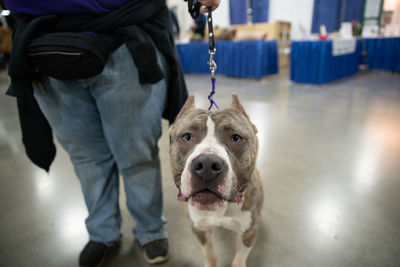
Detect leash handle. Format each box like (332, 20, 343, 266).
(207, 7, 215, 52)
(207, 7, 217, 78)
(187, 0, 202, 19)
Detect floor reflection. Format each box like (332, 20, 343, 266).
(311, 198, 342, 239)
(355, 105, 400, 193)
(1, 70, 400, 267)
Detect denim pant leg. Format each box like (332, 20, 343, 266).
(89, 44, 168, 245)
(34, 77, 122, 246)
(34, 44, 168, 246)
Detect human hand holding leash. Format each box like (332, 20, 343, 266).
(186, 0, 221, 19)
(198, 0, 221, 12)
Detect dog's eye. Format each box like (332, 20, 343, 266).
(231, 134, 243, 143)
(180, 133, 192, 142)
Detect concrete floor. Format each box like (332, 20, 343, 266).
(1, 69, 400, 267)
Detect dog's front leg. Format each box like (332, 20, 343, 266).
(231, 234, 252, 267)
(192, 226, 217, 267)
(232, 224, 258, 267)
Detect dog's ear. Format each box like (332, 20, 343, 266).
(176, 95, 195, 120)
(231, 94, 258, 134)
(231, 94, 250, 119)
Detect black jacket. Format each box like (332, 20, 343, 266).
(6, 0, 188, 171)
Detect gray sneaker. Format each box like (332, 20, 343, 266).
(142, 238, 169, 264)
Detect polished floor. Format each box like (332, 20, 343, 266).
(1, 69, 400, 267)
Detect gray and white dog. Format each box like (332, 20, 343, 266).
(169, 94, 264, 267)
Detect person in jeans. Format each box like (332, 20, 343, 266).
(4, 0, 220, 266)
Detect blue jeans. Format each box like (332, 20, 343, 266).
(34, 44, 168, 246)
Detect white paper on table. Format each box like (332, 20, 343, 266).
(339, 22, 353, 39)
(384, 24, 400, 36)
(362, 20, 380, 37)
(332, 38, 357, 56)
(320, 25, 327, 36)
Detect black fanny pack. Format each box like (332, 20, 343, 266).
(27, 32, 121, 80)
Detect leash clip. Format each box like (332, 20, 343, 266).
(208, 48, 217, 79)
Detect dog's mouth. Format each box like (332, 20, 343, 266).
(178, 189, 225, 210)
(191, 189, 224, 205)
(190, 189, 225, 210)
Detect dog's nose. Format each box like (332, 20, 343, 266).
(191, 154, 224, 180)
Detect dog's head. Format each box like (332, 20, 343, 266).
(169, 94, 258, 211)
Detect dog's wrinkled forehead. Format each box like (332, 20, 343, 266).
(170, 109, 208, 135)
(212, 108, 256, 138)
(171, 108, 255, 138)
(170, 94, 257, 139)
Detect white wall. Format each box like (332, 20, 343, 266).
(269, 0, 315, 39)
(167, 0, 193, 41)
(217, 0, 316, 39)
(212, 0, 231, 28)
(392, 0, 400, 24)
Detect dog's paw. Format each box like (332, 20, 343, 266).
(231, 259, 246, 267)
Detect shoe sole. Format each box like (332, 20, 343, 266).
(143, 252, 169, 265)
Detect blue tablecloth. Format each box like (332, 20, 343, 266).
(176, 40, 278, 79)
(291, 37, 400, 84)
(290, 40, 361, 84)
(362, 37, 400, 71)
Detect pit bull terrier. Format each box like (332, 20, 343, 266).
(169, 94, 264, 267)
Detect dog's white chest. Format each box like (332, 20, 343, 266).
(188, 202, 252, 233)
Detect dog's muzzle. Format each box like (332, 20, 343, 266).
(177, 153, 246, 209)
(178, 154, 229, 210)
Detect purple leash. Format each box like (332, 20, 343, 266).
(208, 77, 219, 110)
(207, 7, 219, 110)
